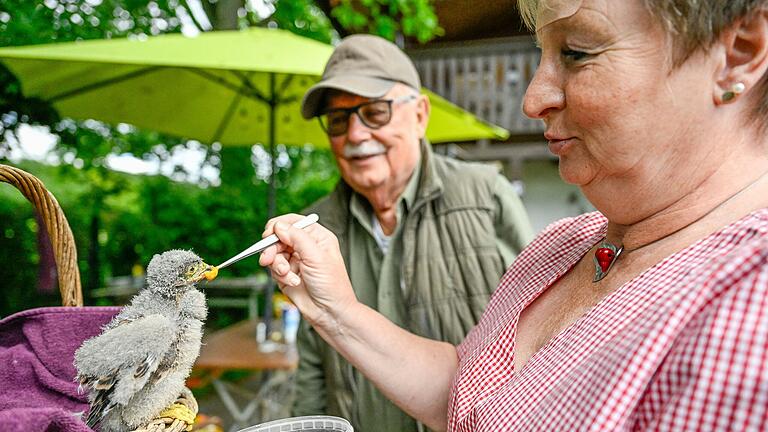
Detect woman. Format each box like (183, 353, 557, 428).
(260, 0, 768, 430)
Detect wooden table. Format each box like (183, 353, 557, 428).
(195, 319, 298, 372)
(194, 319, 299, 431)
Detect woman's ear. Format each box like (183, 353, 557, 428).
(715, 8, 768, 104)
(415, 93, 431, 138)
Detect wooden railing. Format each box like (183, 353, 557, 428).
(408, 36, 543, 137)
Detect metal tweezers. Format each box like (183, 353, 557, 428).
(216, 213, 319, 269)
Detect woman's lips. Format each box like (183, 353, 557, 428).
(547, 137, 575, 156)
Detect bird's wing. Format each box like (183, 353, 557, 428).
(74, 314, 178, 428)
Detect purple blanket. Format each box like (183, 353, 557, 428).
(0, 306, 121, 432)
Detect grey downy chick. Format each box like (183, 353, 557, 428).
(74, 249, 212, 432)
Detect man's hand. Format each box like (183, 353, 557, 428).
(259, 214, 358, 332)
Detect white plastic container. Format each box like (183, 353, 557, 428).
(236, 415, 353, 432)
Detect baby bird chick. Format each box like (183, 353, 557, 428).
(75, 249, 212, 432)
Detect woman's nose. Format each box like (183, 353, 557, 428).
(522, 60, 565, 120)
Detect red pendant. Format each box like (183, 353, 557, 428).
(595, 247, 616, 272)
(593, 240, 623, 282)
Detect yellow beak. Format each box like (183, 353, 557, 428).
(203, 266, 219, 281)
(190, 262, 215, 283)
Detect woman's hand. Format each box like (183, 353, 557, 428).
(261, 214, 455, 430)
(259, 214, 357, 332)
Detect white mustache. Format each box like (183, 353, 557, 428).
(343, 141, 387, 159)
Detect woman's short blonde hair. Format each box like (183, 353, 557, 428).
(518, 0, 768, 118)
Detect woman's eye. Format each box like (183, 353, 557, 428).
(562, 49, 588, 61)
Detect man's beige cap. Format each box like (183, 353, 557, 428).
(301, 34, 421, 119)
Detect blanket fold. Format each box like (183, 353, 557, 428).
(0, 306, 121, 432)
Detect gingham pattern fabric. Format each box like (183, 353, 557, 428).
(449, 209, 768, 431)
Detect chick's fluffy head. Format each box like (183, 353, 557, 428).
(146, 249, 204, 296)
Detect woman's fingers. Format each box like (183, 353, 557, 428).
(260, 213, 314, 267)
(260, 238, 293, 264)
(262, 213, 304, 238)
(274, 270, 301, 288)
(262, 243, 301, 286)
(286, 252, 302, 286)
(271, 220, 326, 259)
(258, 213, 357, 328)
(268, 222, 316, 286)
(272, 253, 291, 276)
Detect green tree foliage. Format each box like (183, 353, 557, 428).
(0, 0, 186, 47)
(331, 0, 443, 43)
(0, 1, 220, 293)
(253, 0, 337, 44)
(0, 148, 337, 318)
(0, 0, 439, 317)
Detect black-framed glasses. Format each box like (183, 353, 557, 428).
(318, 94, 417, 137)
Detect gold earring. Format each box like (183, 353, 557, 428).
(722, 82, 746, 102)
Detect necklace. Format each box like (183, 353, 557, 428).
(592, 241, 623, 282)
(592, 171, 768, 282)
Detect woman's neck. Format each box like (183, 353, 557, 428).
(605, 162, 768, 251)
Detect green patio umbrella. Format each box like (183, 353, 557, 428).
(0, 27, 509, 216)
(0, 28, 509, 332)
(0, 28, 508, 147)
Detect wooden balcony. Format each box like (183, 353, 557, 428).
(408, 36, 544, 139)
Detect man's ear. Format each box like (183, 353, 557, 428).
(415, 93, 430, 138)
(714, 8, 768, 104)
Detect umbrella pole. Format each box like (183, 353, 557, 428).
(264, 72, 277, 339)
(268, 73, 277, 219)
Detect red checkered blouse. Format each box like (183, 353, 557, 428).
(449, 209, 768, 431)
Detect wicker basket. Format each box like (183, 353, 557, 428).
(0, 163, 198, 432)
(0, 164, 82, 307)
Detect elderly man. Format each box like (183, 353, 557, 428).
(292, 34, 534, 432)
